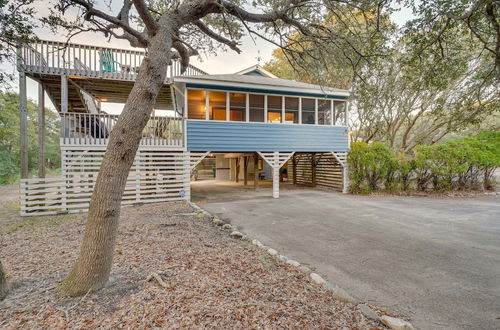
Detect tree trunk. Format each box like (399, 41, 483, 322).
(58, 30, 174, 297)
(0, 259, 8, 301)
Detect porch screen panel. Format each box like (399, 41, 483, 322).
(209, 91, 226, 120)
(318, 99, 332, 125)
(267, 95, 282, 123)
(249, 94, 265, 122)
(187, 89, 206, 120)
(229, 92, 246, 121)
(285, 97, 299, 124)
(302, 98, 315, 124)
(334, 101, 346, 125)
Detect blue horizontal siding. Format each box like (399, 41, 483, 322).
(186, 120, 349, 152)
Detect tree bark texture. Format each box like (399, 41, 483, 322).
(0, 260, 8, 301)
(58, 28, 175, 296)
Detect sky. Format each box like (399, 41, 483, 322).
(2, 1, 415, 113)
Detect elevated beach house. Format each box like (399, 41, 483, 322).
(17, 40, 349, 216)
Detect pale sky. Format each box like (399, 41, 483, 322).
(2, 1, 414, 113)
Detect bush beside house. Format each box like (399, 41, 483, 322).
(347, 131, 500, 193)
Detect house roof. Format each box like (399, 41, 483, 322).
(175, 73, 349, 98)
(234, 64, 278, 78)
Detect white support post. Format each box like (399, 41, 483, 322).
(314, 98, 318, 125)
(298, 97, 302, 124)
(226, 92, 230, 121)
(330, 99, 334, 126)
(61, 75, 68, 112)
(205, 90, 210, 120)
(281, 96, 285, 123)
(19, 72, 28, 179)
(245, 93, 249, 122)
(342, 163, 349, 194)
(38, 83, 46, 178)
(273, 151, 279, 198)
(264, 95, 268, 123)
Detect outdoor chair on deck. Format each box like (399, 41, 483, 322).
(100, 50, 140, 73)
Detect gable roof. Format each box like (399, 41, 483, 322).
(175, 73, 349, 98)
(234, 65, 278, 78)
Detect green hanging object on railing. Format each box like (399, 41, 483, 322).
(101, 50, 117, 73)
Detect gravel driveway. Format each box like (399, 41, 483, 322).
(201, 190, 500, 330)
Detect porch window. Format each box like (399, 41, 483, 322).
(284, 97, 299, 124)
(187, 89, 206, 120)
(302, 98, 315, 124)
(229, 92, 246, 121)
(318, 99, 332, 125)
(249, 94, 265, 122)
(267, 95, 282, 123)
(209, 91, 227, 120)
(334, 101, 346, 125)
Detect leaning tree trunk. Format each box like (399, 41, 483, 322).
(58, 29, 175, 297)
(0, 259, 8, 301)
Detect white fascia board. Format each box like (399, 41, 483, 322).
(174, 77, 350, 98)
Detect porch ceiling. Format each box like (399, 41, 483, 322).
(30, 74, 174, 112)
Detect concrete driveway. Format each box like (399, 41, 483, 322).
(200, 189, 500, 330)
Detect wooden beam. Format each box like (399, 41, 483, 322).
(243, 156, 248, 186)
(19, 72, 28, 179)
(235, 157, 240, 183)
(38, 83, 46, 178)
(254, 153, 259, 190)
(311, 153, 317, 187)
(292, 154, 297, 185)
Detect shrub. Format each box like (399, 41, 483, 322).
(348, 142, 396, 193)
(347, 130, 499, 193)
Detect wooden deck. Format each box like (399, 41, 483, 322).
(17, 40, 207, 82)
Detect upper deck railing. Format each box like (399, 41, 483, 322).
(17, 40, 207, 81)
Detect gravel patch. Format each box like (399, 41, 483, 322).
(0, 201, 383, 328)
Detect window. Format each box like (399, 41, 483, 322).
(284, 97, 299, 124)
(187, 89, 206, 119)
(229, 93, 246, 121)
(209, 91, 226, 120)
(302, 98, 315, 124)
(249, 94, 265, 122)
(318, 99, 332, 125)
(267, 95, 282, 123)
(334, 101, 346, 125)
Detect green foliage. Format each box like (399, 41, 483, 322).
(347, 142, 396, 193)
(348, 131, 500, 193)
(0, 92, 60, 184)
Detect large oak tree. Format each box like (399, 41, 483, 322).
(44, 0, 380, 296)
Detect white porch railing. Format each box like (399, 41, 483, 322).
(17, 40, 207, 81)
(60, 112, 184, 147)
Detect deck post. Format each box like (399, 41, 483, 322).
(311, 152, 317, 187)
(292, 154, 297, 185)
(235, 157, 240, 183)
(243, 156, 248, 186)
(272, 152, 279, 198)
(61, 75, 68, 112)
(38, 83, 46, 178)
(254, 153, 259, 190)
(19, 72, 28, 179)
(342, 163, 349, 194)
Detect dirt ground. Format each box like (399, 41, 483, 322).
(0, 186, 384, 329)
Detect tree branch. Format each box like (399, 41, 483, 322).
(133, 0, 158, 34)
(192, 20, 241, 53)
